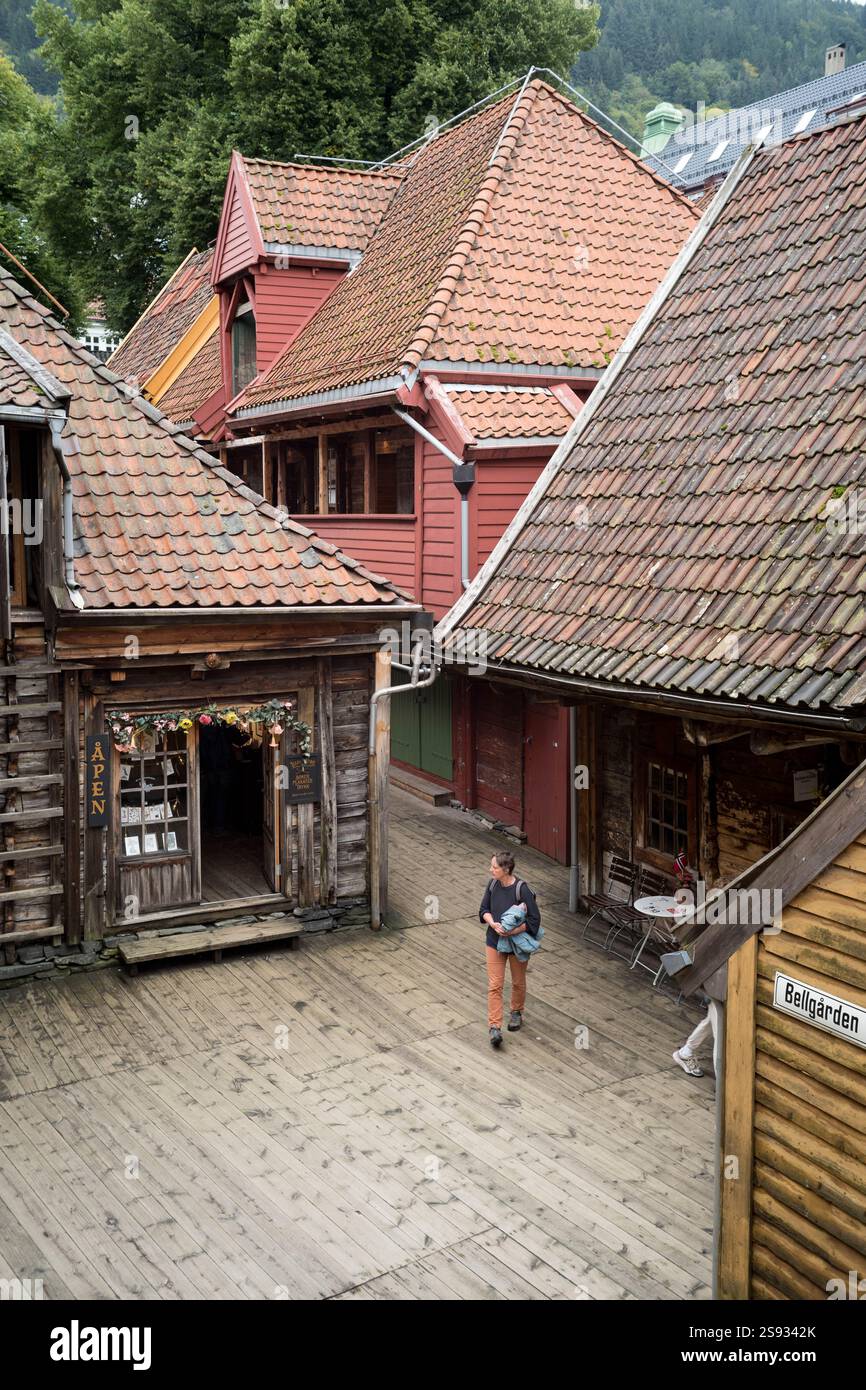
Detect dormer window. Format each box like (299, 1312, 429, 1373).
(231, 302, 257, 396)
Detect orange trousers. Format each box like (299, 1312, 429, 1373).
(486, 945, 528, 1029)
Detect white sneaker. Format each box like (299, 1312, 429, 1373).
(673, 1048, 703, 1077)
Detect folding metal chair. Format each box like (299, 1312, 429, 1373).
(580, 855, 638, 949)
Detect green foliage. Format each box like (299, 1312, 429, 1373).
(574, 0, 866, 139)
(0, 50, 83, 320)
(28, 0, 598, 331)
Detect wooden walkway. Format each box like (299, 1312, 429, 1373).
(0, 789, 714, 1299)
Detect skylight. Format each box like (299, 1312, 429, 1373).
(672, 152, 692, 174)
(792, 109, 817, 134)
(707, 139, 730, 163)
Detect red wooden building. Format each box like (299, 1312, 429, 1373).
(117, 77, 700, 863)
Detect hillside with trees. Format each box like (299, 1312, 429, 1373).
(574, 0, 866, 137)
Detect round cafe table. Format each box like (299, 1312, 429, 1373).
(633, 894, 693, 921)
(632, 894, 694, 980)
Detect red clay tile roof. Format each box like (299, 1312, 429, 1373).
(445, 385, 574, 440)
(109, 248, 215, 386)
(439, 113, 866, 714)
(157, 329, 222, 427)
(237, 80, 698, 417)
(241, 157, 403, 252)
(0, 268, 412, 612)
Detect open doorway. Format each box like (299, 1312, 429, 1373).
(199, 721, 271, 902)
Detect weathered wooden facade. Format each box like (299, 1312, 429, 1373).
(679, 764, 866, 1300)
(0, 266, 419, 964)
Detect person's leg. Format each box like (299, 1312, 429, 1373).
(680, 1010, 712, 1058)
(708, 1000, 720, 1077)
(486, 947, 507, 1030)
(508, 954, 528, 1018)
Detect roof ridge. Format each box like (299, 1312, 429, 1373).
(0, 264, 405, 599)
(240, 153, 404, 181)
(538, 80, 700, 214)
(400, 79, 545, 378)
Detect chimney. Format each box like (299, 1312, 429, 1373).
(825, 43, 846, 78)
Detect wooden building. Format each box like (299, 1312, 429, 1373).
(0, 265, 419, 965)
(121, 76, 699, 858)
(437, 110, 866, 912)
(677, 763, 866, 1300)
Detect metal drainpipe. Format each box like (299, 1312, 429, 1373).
(392, 407, 475, 589)
(568, 706, 579, 913)
(368, 638, 439, 757)
(48, 419, 80, 599)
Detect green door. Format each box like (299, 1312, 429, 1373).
(390, 668, 421, 766)
(390, 671, 452, 781)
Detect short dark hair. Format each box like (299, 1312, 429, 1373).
(493, 850, 515, 874)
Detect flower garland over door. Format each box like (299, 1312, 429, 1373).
(108, 699, 313, 754)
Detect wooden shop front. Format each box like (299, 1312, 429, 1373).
(58, 618, 404, 941)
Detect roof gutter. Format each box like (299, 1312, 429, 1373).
(457, 657, 866, 733)
(233, 375, 404, 425)
(62, 603, 422, 620)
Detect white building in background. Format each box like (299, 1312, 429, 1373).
(79, 300, 120, 361)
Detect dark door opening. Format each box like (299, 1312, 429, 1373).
(199, 721, 270, 902)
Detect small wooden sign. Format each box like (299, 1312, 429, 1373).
(86, 734, 111, 827)
(285, 754, 321, 805)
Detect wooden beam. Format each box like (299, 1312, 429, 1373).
(369, 650, 391, 929)
(317, 434, 328, 516)
(683, 719, 745, 747)
(718, 933, 758, 1299)
(297, 686, 315, 907)
(317, 658, 337, 907)
(63, 669, 82, 945)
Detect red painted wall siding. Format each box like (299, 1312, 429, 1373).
(254, 264, 345, 373)
(295, 515, 417, 596)
(474, 683, 524, 826)
(474, 456, 548, 567)
(220, 186, 258, 282)
(420, 437, 460, 620)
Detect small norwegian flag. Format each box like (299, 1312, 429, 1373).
(674, 850, 693, 884)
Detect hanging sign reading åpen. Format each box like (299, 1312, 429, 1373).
(86, 734, 111, 827)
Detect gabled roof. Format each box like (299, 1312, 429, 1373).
(648, 58, 866, 194)
(241, 156, 404, 254)
(438, 113, 866, 716)
(109, 248, 215, 386)
(0, 267, 413, 613)
(235, 79, 698, 419)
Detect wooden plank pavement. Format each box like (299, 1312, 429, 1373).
(0, 788, 714, 1299)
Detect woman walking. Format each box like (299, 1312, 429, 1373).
(480, 851, 541, 1049)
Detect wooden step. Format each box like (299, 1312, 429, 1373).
(389, 765, 451, 807)
(0, 739, 64, 755)
(0, 845, 62, 864)
(0, 808, 63, 827)
(0, 774, 63, 792)
(119, 918, 302, 974)
(0, 702, 61, 718)
(0, 884, 63, 904)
